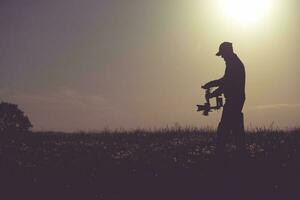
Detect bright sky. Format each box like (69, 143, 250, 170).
(0, 0, 299, 131)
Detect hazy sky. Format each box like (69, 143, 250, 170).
(1, 0, 299, 131)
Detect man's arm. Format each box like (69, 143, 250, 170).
(208, 87, 223, 98)
(202, 77, 224, 89)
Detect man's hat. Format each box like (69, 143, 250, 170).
(216, 42, 233, 56)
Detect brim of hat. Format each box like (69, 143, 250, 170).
(216, 52, 222, 56)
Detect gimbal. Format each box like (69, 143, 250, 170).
(197, 87, 223, 116)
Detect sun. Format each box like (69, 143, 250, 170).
(220, 0, 272, 25)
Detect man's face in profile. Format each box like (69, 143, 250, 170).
(221, 53, 227, 60)
(220, 51, 232, 61)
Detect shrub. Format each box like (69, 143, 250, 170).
(0, 102, 33, 133)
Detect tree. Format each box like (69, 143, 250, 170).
(0, 102, 33, 133)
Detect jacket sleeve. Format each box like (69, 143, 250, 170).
(204, 77, 224, 88)
(209, 87, 223, 98)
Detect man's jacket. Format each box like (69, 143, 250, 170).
(222, 53, 245, 101)
(209, 54, 246, 102)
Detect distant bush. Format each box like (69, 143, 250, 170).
(0, 102, 33, 133)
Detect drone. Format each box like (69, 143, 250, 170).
(197, 87, 223, 116)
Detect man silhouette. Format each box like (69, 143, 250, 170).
(203, 42, 246, 158)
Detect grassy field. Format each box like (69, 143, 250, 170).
(0, 127, 299, 200)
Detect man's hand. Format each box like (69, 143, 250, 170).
(202, 78, 224, 90)
(202, 82, 211, 90)
(202, 81, 216, 89)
